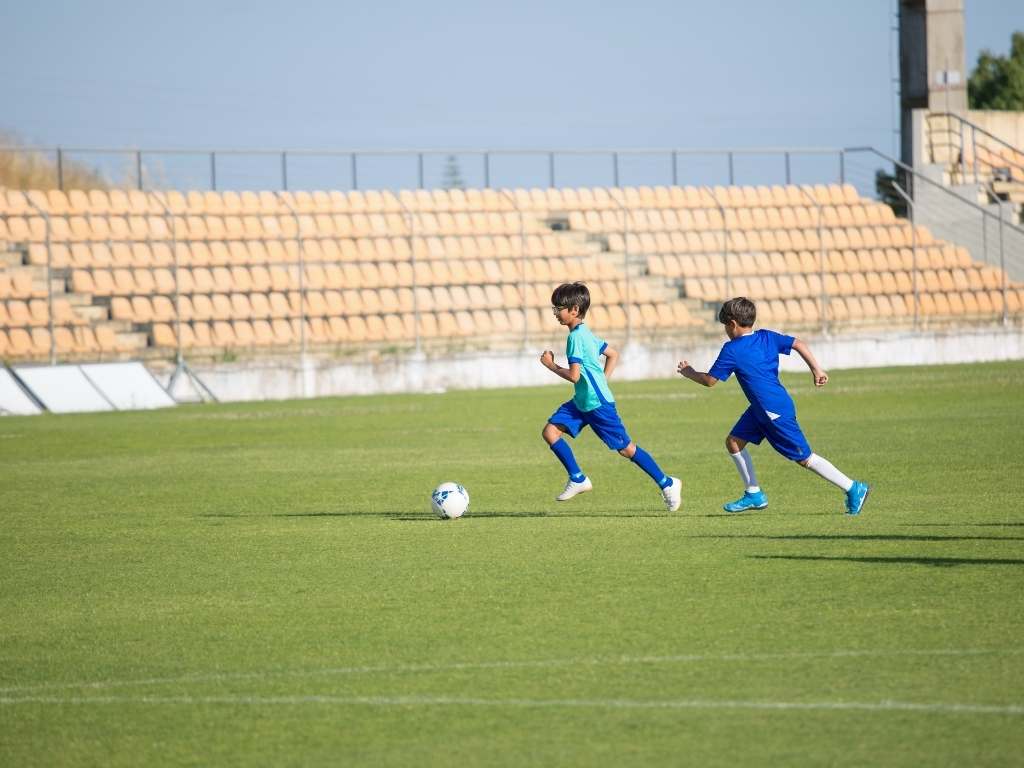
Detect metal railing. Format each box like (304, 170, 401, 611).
(925, 112, 1024, 186)
(0, 145, 849, 193)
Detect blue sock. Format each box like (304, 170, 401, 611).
(631, 446, 672, 489)
(550, 439, 585, 482)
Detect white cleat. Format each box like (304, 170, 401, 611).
(662, 476, 682, 512)
(556, 477, 593, 501)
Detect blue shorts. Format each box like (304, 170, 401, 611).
(730, 407, 812, 462)
(548, 400, 631, 451)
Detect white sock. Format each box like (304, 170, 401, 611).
(729, 449, 760, 493)
(804, 453, 854, 492)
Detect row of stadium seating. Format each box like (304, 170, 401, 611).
(4, 286, 1019, 359)
(2, 183, 864, 216)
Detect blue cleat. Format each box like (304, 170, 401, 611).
(723, 489, 768, 513)
(845, 481, 870, 515)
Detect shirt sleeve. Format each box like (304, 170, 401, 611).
(595, 334, 608, 356)
(566, 332, 583, 365)
(707, 344, 735, 381)
(767, 330, 795, 355)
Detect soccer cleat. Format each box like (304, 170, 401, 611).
(723, 489, 768, 513)
(556, 476, 593, 501)
(661, 476, 682, 512)
(845, 481, 870, 515)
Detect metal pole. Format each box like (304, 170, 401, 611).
(395, 196, 419, 354)
(136, 151, 144, 191)
(797, 185, 827, 335)
(612, 152, 619, 187)
(998, 197, 1007, 325)
(278, 194, 305, 362)
(727, 152, 734, 185)
(56, 148, 64, 191)
(500, 190, 527, 348)
(784, 152, 791, 185)
(671, 151, 678, 186)
(548, 152, 555, 188)
(706, 187, 729, 300)
(611, 192, 631, 345)
(890, 183, 918, 330)
(25, 198, 54, 364)
(958, 116, 966, 183)
(210, 152, 217, 191)
(839, 150, 845, 185)
(483, 153, 490, 189)
(971, 124, 978, 182)
(351, 153, 358, 190)
(281, 152, 289, 191)
(417, 153, 424, 189)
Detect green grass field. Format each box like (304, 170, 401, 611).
(2, 360, 1023, 766)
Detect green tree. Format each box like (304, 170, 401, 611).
(968, 31, 1024, 110)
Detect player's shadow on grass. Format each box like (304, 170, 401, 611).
(690, 533, 1024, 542)
(751, 554, 1024, 568)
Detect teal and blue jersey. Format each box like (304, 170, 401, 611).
(566, 323, 614, 412)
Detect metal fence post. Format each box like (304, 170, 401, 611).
(798, 185, 827, 335)
(395, 196, 419, 354)
(784, 152, 791, 185)
(998, 196, 1007, 325)
(727, 152, 734, 185)
(612, 153, 619, 187)
(500, 189, 528, 348)
(351, 153, 358, 190)
(417, 153, 424, 189)
(278, 194, 305, 365)
(671, 151, 678, 186)
(281, 152, 289, 191)
(548, 152, 555, 188)
(483, 153, 490, 189)
(24, 198, 55, 364)
(210, 152, 217, 191)
(56, 148, 64, 191)
(136, 151, 144, 191)
(611, 192, 631, 345)
(706, 186, 729, 300)
(890, 182, 918, 331)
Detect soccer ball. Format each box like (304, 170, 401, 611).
(431, 482, 469, 519)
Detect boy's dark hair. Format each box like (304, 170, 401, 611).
(551, 282, 590, 318)
(718, 297, 756, 327)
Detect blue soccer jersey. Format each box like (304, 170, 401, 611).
(708, 329, 797, 421)
(566, 323, 614, 412)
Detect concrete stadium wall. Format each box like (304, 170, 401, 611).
(161, 326, 1024, 403)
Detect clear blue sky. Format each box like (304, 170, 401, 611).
(1, 0, 1021, 191)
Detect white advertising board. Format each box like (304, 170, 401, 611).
(12, 365, 114, 414)
(0, 368, 42, 416)
(80, 363, 175, 410)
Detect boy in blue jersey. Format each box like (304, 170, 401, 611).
(541, 282, 682, 511)
(677, 297, 870, 515)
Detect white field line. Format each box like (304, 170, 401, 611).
(1, 647, 1020, 695)
(0, 693, 1021, 716)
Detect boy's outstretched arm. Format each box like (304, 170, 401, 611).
(792, 338, 829, 387)
(540, 350, 581, 383)
(603, 345, 619, 379)
(676, 360, 718, 388)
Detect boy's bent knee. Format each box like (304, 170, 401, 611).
(618, 442, 636, 458)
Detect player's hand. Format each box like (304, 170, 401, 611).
(677, 360, 691, 376)
(540, 350, 555, 369)
(812, 368, 828, 387)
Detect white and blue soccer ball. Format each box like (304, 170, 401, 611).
(431, 482, 469, 519)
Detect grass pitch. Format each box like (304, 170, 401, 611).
(2, 361, 1023, 766)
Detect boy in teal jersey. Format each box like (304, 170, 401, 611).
(677, 297, 870, 515)
(541, 282, 682, 511)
